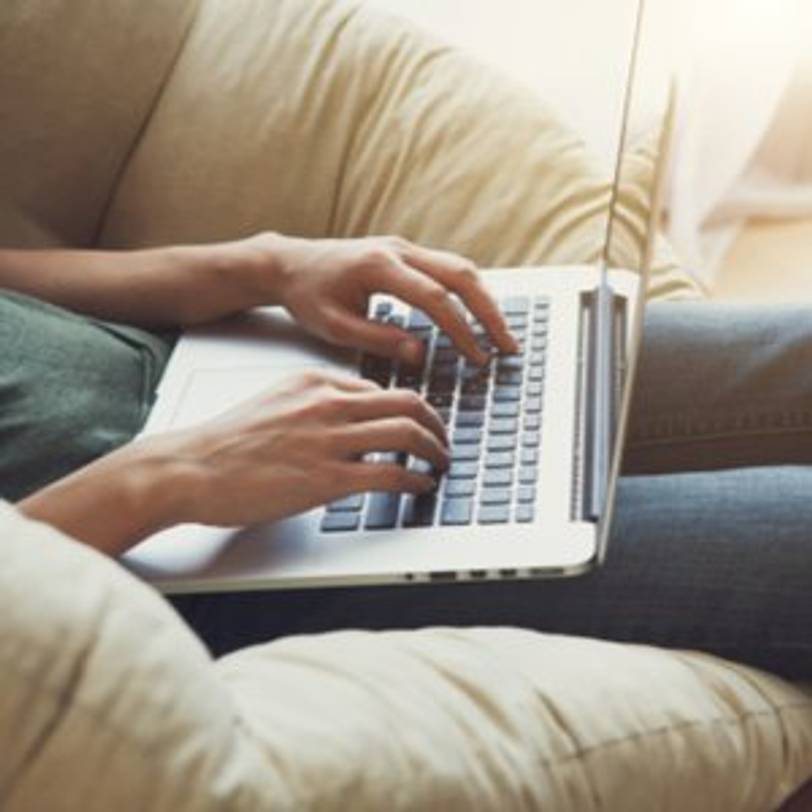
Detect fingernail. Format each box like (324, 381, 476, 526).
(398, 340, 423, 365)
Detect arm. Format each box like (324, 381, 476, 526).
(19, 371, 448, 556)
(0, 233, 518, 364)
(0, 241, 275, 328)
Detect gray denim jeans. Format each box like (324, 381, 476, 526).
(173, 302, 812, 680)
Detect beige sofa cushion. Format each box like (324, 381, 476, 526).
(2, 501, 811, 811)
(0, 0, 701, 300)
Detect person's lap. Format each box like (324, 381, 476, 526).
(3, 291, 811, 678)
(171, 301, 812, 680)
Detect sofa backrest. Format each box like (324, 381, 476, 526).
(0, 0, 701, 301)
(0, 0, 199, 248)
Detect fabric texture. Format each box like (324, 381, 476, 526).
(0, 290, 173, 501)
(3, 0, 809, 809)
(0, 0, 701, 300)
(1, 501, 811, 812)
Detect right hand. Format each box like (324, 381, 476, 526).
(157, 369, 449, 528)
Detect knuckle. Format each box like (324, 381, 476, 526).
(362, 246, 393, 268)
(297, 370, 326, 388)
(424, 284, 449, 308)
(400, 390, 424, 413)
(379, 466, 408, 490)
(385, 235, 409, 251)
(456, 264, 479, 285)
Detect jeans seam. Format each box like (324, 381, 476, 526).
(628, 407, 812, 447)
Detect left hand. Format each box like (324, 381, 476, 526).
(245, 233, 519, 366)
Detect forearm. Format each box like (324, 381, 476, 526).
(18, 440, 190, 556)
(0, 240, 284, 327)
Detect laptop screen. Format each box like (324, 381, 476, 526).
(596, 0, 676, 555)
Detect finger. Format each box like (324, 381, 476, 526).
(401, 244, 519, 354)
(344, 461, 437, 495)
(332, 417, 449, 471)
(295, 368, 381, 394)
(323, 306, 428, 367)
(368, 259, 490, 365)
(341, 389, 447, 446)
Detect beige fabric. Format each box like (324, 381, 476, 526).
(0, 0, 199, 248)
(0, 0, 701, 300)
(1, 500, 811, 811)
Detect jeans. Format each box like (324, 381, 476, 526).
(171, 302, 812, 680)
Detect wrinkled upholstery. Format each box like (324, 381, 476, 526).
(2, 502, 811, 811)
(0, 0, 699, 300)
(1, 0, 809, 808)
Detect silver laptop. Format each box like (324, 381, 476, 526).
(125, 0, 667, 593)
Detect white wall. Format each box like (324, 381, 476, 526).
(364, 0, 681, 169)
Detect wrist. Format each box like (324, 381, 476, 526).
(18, 439, 193, 556)
(222, 231, 299, 311)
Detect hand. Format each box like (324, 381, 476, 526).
(19, 371, 449, 554)
(246, 233, 519, 366)
(158, 370, 448, 527)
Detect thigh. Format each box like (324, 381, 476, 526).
(626, 301, 812, 473)
(0, 291, 174, 500)
(172, 465, 812, 680)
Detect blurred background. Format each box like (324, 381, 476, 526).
(366, 0, 812, 301)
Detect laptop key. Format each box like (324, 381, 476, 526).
(497, 354, 524, 369)
(502, 296, 530, 314)
(480, 488, 510, 505)
(321, 512, 361, 532)
(522, 431, 541, 447)
(518, 467, 538, 485)
(327, 494, 364, 512)
(451, 444, 481, 461)
(374, 301, 394, 320)
(489, 417, 518, 434)
(441, 498, 473, 525)
(459, 395, 486, 411)
(493, 386, 521, 402)
(487, 435, 516, 452)
(461, 378, 489, 395)
(524, 396, 543, 413)
(516, 504, 535, 523)
(428, 375, 456, 394)
(517, 485, 537, 502)
(483, 469, 513, 487)
(485, 451, 515, 468)
(453, 428, 482, 445)
(527, 382, 544, 398)
(365, 491, 402, 529)
(478, 505, 510, 524)
(495, 369, 523, 386)
(456, 411, 485, 428)
(402, 492, 438, 527)
(449, 462, 479, 479)
(520, 447, 539, 466)
(492, 402, 520, 418)
(524, 413, 541, 431)
(445, 479, 476, 498)
(427, 392, 453, 409)
(409, 308, 433, 329)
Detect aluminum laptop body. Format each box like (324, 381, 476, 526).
(124, 0, 665, 593)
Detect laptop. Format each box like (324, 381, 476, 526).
(124, 0, 667, 593)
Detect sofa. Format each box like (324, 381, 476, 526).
(1, 0, 810, 809)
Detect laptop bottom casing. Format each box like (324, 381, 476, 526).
(124, 266, 641, 594)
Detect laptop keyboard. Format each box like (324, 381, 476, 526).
(320, 295, 549, 532)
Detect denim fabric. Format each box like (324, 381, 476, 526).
(172, 302, 812, 680)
